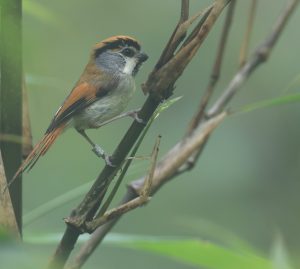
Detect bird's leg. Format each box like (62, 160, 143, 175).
(77, 129, 115, 167)
(127, 109, 147, 125)
(94, 108, 146, 129)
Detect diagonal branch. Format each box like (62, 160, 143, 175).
(154, 0, 190, 70)
(67, 112, 226, 269)
(48, 1, 230, 268)
(67, 1, 299, 268)
(84, 136, 160, 233)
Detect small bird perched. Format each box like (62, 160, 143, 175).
(12, 35, 148, 182)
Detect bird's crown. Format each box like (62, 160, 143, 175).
(93, 35, 141, 57)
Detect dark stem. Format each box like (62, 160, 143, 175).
(48, 95, 160, 269)
(66, 190, 137, 269)
(154, 0, 190, 70)
(0, 0, 23, 233)
(49, 226, 81, 269)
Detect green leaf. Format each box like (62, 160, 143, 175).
(154, 96, 183, 119)
(122, 239, 273, 269)
(236, 93, 300, 114)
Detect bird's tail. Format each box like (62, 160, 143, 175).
(7, 125, 65, 190)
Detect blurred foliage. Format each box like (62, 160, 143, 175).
(2, 230, 290, 269)
(123, 239, 273, 269)
(23, 0, 62, 27)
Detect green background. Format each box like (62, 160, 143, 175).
(11, 0, 300, 268)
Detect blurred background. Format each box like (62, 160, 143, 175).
(6, 0, 300, 268)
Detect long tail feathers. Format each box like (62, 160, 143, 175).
(7, 126, 65, 190)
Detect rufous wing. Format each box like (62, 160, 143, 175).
(11, 82, 107, 183)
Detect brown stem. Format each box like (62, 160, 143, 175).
(188, 0, 236, 133)
(239, 0, 257, 67)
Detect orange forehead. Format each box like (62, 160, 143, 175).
(93, 35, 141, 53)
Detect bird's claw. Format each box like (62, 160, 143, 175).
(92, 145, 116, 167)
(130, 110, 147, 125)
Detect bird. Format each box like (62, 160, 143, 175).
(11, 35, 148, 184)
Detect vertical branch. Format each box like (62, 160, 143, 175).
(0, 0, 23, 232)
(180, 0, 189, 22)
(187, 0, 236, 133)
(154, 0, 190, 70)
(22, 79, 33, 158)
(239, 0, 257, 67)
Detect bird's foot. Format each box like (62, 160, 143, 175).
(92, 145, 116, 167)
(129, 110, 147, 125)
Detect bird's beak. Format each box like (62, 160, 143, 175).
(137, 52, 148, 63)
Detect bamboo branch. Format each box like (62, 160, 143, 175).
(67, 1, 299, 268)
(48, 1, 230, 268)
(188, 0, 236, 133)
(0, 0, 23, 232)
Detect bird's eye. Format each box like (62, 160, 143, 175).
(122, 48, 135, 57)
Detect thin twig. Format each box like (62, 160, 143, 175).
(96, 111, 159, 218)
(187, 0, 236, 133)
(208, 0, 299, 117)
(182, 0, 236, 173)
(85, 136, 161, 233)
(153, 0, 190, 71)
(239, 0, 257, 67)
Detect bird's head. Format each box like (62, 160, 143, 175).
(92, 35, 148, 76)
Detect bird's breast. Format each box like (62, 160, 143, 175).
(74, 75, 135, 130)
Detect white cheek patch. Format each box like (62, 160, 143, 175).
(122, 58, 137, 75)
